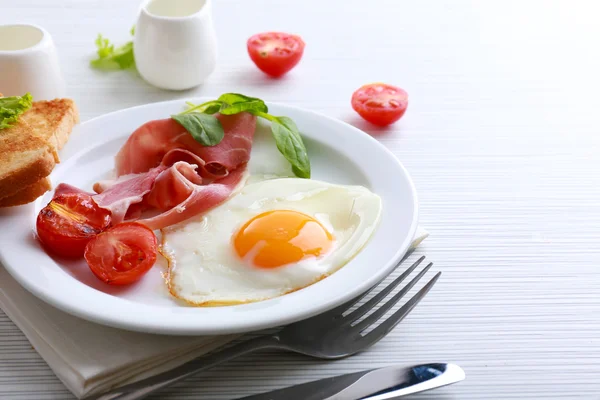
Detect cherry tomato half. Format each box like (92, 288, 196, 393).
(351, 83, 408, 126)
(36, 193, 112, 258)
(247, 32, 305, 77)
(84, 222, 157, 285)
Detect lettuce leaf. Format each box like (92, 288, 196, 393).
(90, 32, 135, 70)
(0, 93, 33, 130)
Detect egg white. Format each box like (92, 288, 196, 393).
(161, 178, 382, 306)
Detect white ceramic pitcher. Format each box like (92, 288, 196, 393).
(0, 24, 65, 100)
(134, 0, 218, 90)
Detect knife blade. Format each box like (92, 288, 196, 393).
(235, 363, 465, 400)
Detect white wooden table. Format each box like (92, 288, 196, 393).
(1, 0, 600, 398)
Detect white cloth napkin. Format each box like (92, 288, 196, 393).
(0, 227, 428, 399)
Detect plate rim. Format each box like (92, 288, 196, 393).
(0, 98, 419, 335)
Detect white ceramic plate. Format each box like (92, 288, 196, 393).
(0, 99, 418, 335)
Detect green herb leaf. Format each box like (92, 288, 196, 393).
(269, 116, 311, 178)
(176, 94, 311, 177)
(217, 93, 268, 115)
(0, 93, 33, 130)
(203, 102, 223, 115)
(182, 100, 224, 115)
(184, 94, 268, 116)
(90, 31, 135, 70)
(171, 112, 224, 146)
(217, 93, 262, 105)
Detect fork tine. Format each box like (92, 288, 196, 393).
(350, 262, 433, 332)
(358, 272, 441, 346)
(342, 256, 426, 324)
(321, 249, 418, 319)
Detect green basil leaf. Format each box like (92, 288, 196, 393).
(270, 116, 311, 178)
(218, 93, 262, 105)
(217, 93, 268, 115)
(201, 102, 223, 115)
(220, 100, 268, 115)
(181, 100, 223, 115)
(171, 112, 224, 146)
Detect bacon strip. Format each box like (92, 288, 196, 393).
(145, 161, 204, 211)
(140, 164, 248, 230)
(92, 166, 167, 224)
(83, 112, 256, 229)
(115, 113, 256, 178)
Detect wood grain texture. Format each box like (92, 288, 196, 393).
(1, 0, 599, 398)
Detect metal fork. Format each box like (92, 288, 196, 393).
(92, 254, 440, 400)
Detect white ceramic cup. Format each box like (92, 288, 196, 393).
(0, 24, 65, 100)
(134, 0, 218, 90)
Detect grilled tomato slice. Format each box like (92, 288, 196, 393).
(36, 193, 112, 258)
(84, 222, 157, 285)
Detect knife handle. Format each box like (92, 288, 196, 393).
(237, 363, 465, 400)
(359, 363, 466, 399)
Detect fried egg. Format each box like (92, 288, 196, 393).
(161, 178, 382, 306)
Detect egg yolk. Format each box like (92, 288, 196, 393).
(233, 210, 333, 268)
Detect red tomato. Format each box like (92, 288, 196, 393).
(247, 32, 305, 77)
(84, 222, 157, 285)
(351, 83, 408, 126)
(36, 193, 112, 258)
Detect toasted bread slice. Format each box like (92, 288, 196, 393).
(21, 98, 79, 162)
(0, 177, 51, 207)
(0, 120, 56, 198)
(0, 98, 79, 203)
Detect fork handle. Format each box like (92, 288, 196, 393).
(88, 335, 282, 400)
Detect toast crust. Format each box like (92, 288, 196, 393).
(0, 98, 78, 201)
(0, 177, 51, 207)
(0, 121, 55, 199)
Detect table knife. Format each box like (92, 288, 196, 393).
(236, 363, 465, 400)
